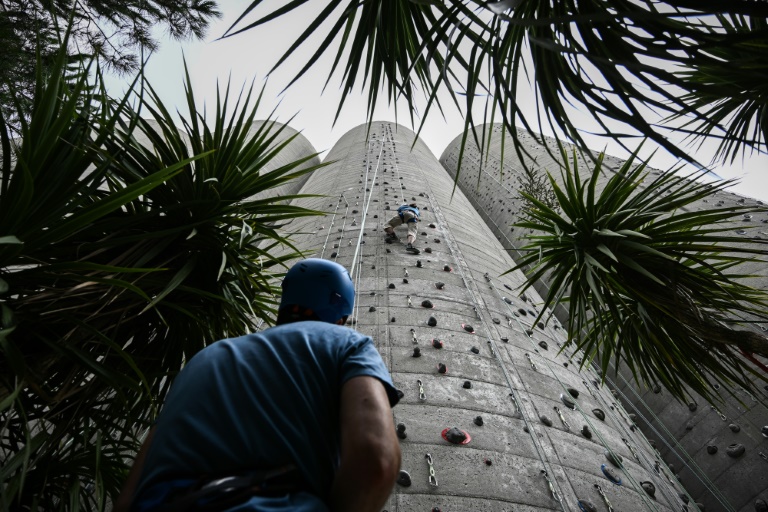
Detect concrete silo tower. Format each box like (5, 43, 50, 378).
(440, 125, 768, 512)
(279, 121, 689, 512)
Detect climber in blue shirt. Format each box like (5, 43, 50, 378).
(115, 259, 401, 512)
(385, 203, 421, 254)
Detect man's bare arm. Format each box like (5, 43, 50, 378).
(330, 376, 401, 512)
(113, 426, 156, 512)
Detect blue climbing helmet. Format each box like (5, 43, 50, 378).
(279, 258, 355, 324)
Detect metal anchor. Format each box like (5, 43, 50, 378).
(407, 295, 412, 307)
(425, 453, 438, 486)
(594, 484, 614, 512)
(710, 405, 727, 421)
(525, 353, 537, 371)
(622, 438, 641, 463)
(417, 379, 426, 401)
(540, 470, 561, 505)
(554, 406, 570, 431)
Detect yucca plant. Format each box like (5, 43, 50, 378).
(0, 41, 325, 510)
(510, 149, 768, 404)
(226, 1, 768, 168)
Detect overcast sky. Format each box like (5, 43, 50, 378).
(104, 0, 768, 201)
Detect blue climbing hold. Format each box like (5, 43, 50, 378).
(601, 464, 622, 485)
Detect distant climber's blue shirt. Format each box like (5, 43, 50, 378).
(133, 322, 399, 511)
(397, 205, 420, 221)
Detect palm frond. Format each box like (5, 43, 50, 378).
(509, 148, 768, 404)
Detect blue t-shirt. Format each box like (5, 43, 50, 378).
(133, 321, 399, 511)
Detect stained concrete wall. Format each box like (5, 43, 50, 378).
(440, 125, 768, 512)
(279, 121, 688, 512)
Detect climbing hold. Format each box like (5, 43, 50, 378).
(492, 318, 501, 324)
(386, 248, 391, 253)
(437, 363, 447, 374)
(422, 300, 434, 308)
(756, 499, 768, 512)
(429, 223, 436, 228)
(432, 338, 443, 349)
(523, 426, 529, 433)
(474, 416, 484, 426)
(333, 244, 339, 248)
(434, 238, 440, 243)
(484, 458, 492, 466)
(421, 231, 427, 236)
(396, 423, 407, 439)
(432, 508, 441, 512)
(504, 284, 512, 290)
(577, 500, 597, 512)
(463, 324, 475, 333)
(435, 282, 445, 289)
(463, 380, 472, 389)
(369, 306, 376, 312)
(567, 388, 579, 399)
(604, 450, 623, 467)
(593, 409, 606, 421)
(641, 481, 656, 498)
(537, 322, 545, 329)
(706, 445, 717, 454)
(538, 341, 548, 350)
(685, 422, 694, 431)
(427, 316, 437, 327)
(501, 337, 509, 343)
(652, 384, 661, 394)
(412, 347, 421, 357)
(729, 423, 740, 433)
(470, 346, 480, 354)
(628, 413, 636, 422)
(520, 294, 528, 302)
(581, 425, 592, 439)
(762, 425, 768, 438)
(687, 402, 697, 412)
(726, 443, 745, 458)
(425, 248, 432, 253)
(518, 308, 527, 316)
(402, 278, 408, 284)
(443, 265, 451, 272)
(525, 328, 534, 336)
(442, 427, 470, 445)
(679, 493, 689, 504)
(601, 464, 622, 485)
(560, 394, 576, 410)
(391, 317, 396, 322)
(540, 415, 553, 427)
(396, 469, 411, 486)
(416, 260, 423, 267)
(330, 252, 337, 258)
(388, 283, 396, 289)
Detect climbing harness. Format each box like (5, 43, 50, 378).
(417, 379, 427, 401)
(425, 453, 438, 486)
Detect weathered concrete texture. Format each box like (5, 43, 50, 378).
(440, 124, 768, 511)
(280, 121, 681, 511)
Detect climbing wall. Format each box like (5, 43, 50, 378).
(280, 121, 690, 512)
(439, 125, 768, 512)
